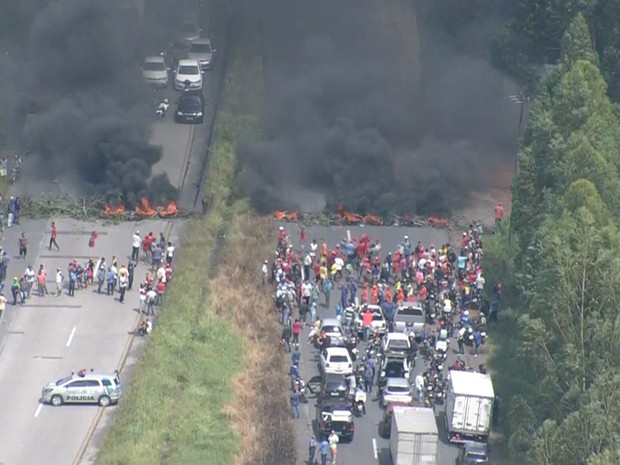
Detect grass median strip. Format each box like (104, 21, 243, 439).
(96, 10, 287, 465)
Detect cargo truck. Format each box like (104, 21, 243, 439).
(390, 406, 438, 465)
(445, 370, 494, 443)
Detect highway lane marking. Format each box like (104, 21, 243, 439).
(33, 403, 43, 418)
(65, 327, 77, 347)
(372, 438, 378, 459)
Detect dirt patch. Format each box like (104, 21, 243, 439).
(211, 210, 296, 465)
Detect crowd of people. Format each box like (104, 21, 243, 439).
(0, 224, 177, 336)
(267, 222, 502, 464)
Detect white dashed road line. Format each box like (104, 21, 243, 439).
(33, 403, 43, 418)
(65, 327, 77, 348)
(372, 438, 378, 459)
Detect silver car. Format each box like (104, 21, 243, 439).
(380, 377, 413, 408)
(320, 317, 345, 346)
(188, 38, 214, 70)
(175, 21, 201, 47)
(393, 302, 425, 333)
(41, 370, 121, 407)
(142, 56, 169, 88)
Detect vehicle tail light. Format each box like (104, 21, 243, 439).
(325, 363, 330, 367)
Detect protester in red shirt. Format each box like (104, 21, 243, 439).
(494, 202, 505, 230)
(292, 319, 302, 345)
(49, 221, 60, 251)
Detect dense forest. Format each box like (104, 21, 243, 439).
(481, 8, 620, 465)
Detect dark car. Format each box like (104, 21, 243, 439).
(306, 373, 348, 401)
(175, 91, 204, 123)
(377, 355, 411, 394)
(316, 398, 354, 441)
(458, 442, 491, 465)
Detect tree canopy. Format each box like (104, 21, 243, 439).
(492, 15, 620, 465)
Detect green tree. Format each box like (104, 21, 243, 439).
(560, 13, 598, 67)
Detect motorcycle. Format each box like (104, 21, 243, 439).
(156, 99, 169, 118)
(293, 377, 307, 403)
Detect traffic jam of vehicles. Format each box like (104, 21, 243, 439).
(271, 225, 500, 464)
(142, 19, 214, 123)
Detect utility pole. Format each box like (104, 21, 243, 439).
(507, 92, 530, 245)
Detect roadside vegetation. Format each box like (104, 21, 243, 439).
(484, 14, 620, 465)
(96, 6, 294, 465)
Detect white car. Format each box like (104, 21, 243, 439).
(382, 332, 412, 357)
(174, 59, 203, 91)
(320, 318, 345, 346)
(142, 56, 169, 88)
(355, 304, 387, 336)
(320, 347, 353, 376)
(188, 38, 214, 70)
(380, 377, 413, 408)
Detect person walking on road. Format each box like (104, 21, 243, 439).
(474, 329, 482, 357)
(10, 277, 21, 305)
(290, 388, 301, 419)
(37, 265, 48, 297)
(0, 293, 6, 321)
(363, 363, 374, 393)
(261, 260, 269, 285)
(494, 202, 504, 231)
(415, 373, 425, 403)
(319, 438, 329, 465)
(106, 267, 116, 296)
(49, 221, 60, 251)
(18, 233, 27, 259)
(24, 265, 35, 299)
(131, 230, 141, 261)
(328, 430, 339, 464)
(55, 268, 64, 297)
(308, 435, 317, 464)
(281, 323, 292, 353)
(118, 272, 128, 303)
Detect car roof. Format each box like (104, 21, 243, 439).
(398, 302, 423, 309)
(324, 373, 346, 381)
(190, 38, 211, 45)
(325, 347, 349, 355)
(386, 377, 409, 387)
(178, 59, 200, 66)
(386, 332, 409, 341)
(63, 371, 118, 381)
(321, 318, 341, 327)
(464, 442, 488, 454)
(144, 56, 165, 63)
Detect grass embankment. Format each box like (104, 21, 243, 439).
(97, 11, 294, 465)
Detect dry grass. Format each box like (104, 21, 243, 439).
(211, 209, 296, 465)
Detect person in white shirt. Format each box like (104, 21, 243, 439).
(24, 265, 35, 299)
(157, 265, 167, 284)
(261, 260, 269, 285)
(55, 268, 64, 297)
(415, 373, 425, 403)
(165, 242, 175, 265)
(131, 231, 141, 261)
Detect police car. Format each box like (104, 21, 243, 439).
(41, 369, 121, 407)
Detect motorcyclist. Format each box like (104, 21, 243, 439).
(354, 385, 367, 414)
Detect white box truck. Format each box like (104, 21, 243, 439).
(390, 406, 438, 465)
(445, 370, 494, 443)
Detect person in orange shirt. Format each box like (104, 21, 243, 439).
(155, 279, 165, 305)
(320, 240, 328, 258)
(494, 202, 505, 230)
(385, 286, 392, 303)
(370, 285, 379, 305)
(361, 284, 368, 305)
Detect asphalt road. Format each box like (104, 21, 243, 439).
(281, 224, 490, 465)
(0, 2, 228, 464)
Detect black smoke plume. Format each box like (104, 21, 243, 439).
(238, 0, 517, 215)
(1, 0, 177, 205)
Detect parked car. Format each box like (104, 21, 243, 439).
(175, 20, 201, 47)
(320, 347, 353, 376)
(175, 90, 204, 123)
(316, 398, 354, 441)
(142, 55, 169, 88)
(306, 373, 348, 401)
(188, 38, 214, 69)
(393, 302, 425, 333)
(41, 370, 121, 407)
(320, 318, 346, 347)
(174, 59, 203, 91)
(380, 377, 413, 408)
(382, 332, 412, 357)
(377, 355, 411, 394)
(457, 442, 491, 465)
(354, 304, 387, 337)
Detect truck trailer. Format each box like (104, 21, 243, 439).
(390, 406, 438, 465)
(445, 370, 494, 443)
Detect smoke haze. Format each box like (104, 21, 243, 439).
(238, 0, 517, 215)
(1, 0, 178, 205)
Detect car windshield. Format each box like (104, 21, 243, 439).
(388, 339, 410, 349)
(388, 385, 410, 393)
(180, 98, 201, 110)
(144, 61, 165, 71)
(178, 65, 199, 75)
(372, 314, 384, 321)
(323, 326, 341, 334)
(326, 381, 345, 390)
(56, 376, 73, 386)
(190, 43, 212, 53)
(385, 363, 405, 376)
(397, 307, 423, 317)
(329, 355, 349, 363)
